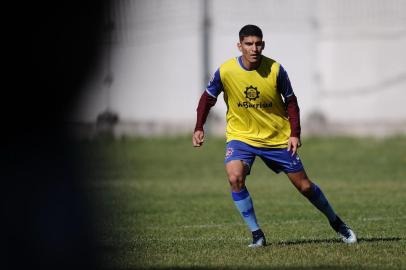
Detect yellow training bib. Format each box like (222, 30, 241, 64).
(219, 56, 290, 148)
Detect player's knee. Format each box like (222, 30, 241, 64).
(299, 181, 313, 197)
(227, 172, 245, 191)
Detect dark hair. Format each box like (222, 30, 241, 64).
(239, 24, 263, 41)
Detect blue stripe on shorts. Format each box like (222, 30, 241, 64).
(224, 140, 304, 174)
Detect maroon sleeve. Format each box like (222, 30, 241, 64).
(194, 91, 217, 132)
(285, 95, 301, 138)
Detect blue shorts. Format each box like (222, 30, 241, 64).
(224, 140, 304, 174)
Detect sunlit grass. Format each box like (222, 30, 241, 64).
(81, 136, 406, 270)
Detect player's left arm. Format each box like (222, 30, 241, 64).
(277, 65, 302, 155)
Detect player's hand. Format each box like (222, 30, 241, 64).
(192, 130, 205, 147)
(287, 136, 301, 156)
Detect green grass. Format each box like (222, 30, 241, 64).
(81, 136, 406, 270)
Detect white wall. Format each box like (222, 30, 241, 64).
(71, 0, 406, 136)
(317, 0, 406, 125)
(73, 0, 202, 125)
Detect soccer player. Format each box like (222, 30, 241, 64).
(192, 24, 357, 247)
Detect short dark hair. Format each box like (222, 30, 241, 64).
(239, 24, 263, 41)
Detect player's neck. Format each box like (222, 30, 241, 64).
(241, 56, 262, 71)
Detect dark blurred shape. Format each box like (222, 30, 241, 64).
(3, 1, 110, 269)
(96, 109, 120, 138)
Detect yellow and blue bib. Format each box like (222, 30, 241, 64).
(206, 56, 293, 148)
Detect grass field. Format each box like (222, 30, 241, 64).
(81, 136, 406, 270)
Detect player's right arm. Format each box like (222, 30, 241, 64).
(192, 69, 223, 147)
(193, 91, 217, 147)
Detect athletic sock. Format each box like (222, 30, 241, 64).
(308, 184, 337, 223)
(231, 187, 260, 232)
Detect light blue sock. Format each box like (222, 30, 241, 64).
(309, 184, 337, 223)
(232, 188, 260, 232)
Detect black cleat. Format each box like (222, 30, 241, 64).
(330, 216, 357, 244)
(248, 229, 266, 248)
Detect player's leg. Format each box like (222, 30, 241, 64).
(226, 160, 265, 247)
(286, 170, 336, 221)
(226, 159, 247, 192)
(286, 170, 357, 243)
(225, 141, 265, 247)
(259, 148, 356, 244)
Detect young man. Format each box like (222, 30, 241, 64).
(192, 24, 357, 247)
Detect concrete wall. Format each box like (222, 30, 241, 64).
(315, 0, 406, 135)
(70, 0, 406, 137)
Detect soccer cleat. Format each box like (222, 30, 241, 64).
(248, 229, 266, 248)
(330, 216, 357, 244)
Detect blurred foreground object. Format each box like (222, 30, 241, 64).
(3, 1, 110, 269)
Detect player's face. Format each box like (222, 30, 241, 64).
(237, 36, 264, 67)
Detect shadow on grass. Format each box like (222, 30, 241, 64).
(97, 237, 402, 251)
(103, 266, 371, 270)
(275, 236, 401, 246)
(99, 237, 402, 270)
